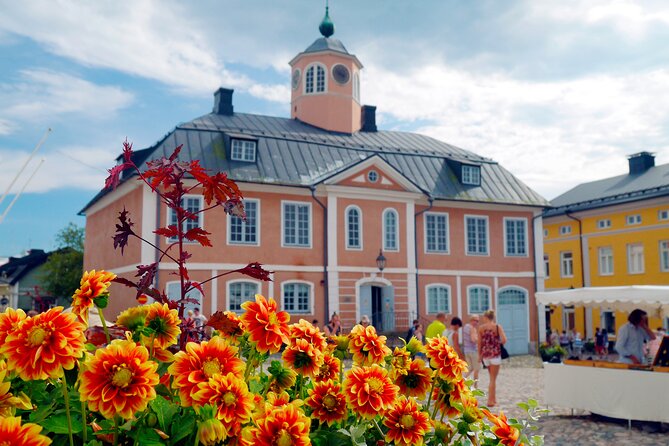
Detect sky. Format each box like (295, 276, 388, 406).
(1, 0, 669, 257)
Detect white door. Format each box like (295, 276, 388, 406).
(497, 288, 529, 355)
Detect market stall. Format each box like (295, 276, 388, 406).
(536, 286, 669, 424)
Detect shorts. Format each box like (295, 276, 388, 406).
(465, 352, 480, 372)
(482, 356, 502, 367)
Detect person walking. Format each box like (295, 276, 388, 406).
(594, 328, 606, 357)
(478, 309, 507, 408)
(406, 319, 420, 342)
(444, 317, 463, 358)
(463, 315, 480, 384)
(425, 313, 447, 340)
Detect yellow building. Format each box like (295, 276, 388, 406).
(542, 152, 669, 343)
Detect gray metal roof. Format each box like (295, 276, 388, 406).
(303, 37, 349, 55)
(144, 112, 546, 205)
(545, 163, 669, 216)
(82, 111, 548, 213)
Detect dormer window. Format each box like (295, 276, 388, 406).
(461, 165, 481, 185)
(305, 63, 326, 94)
(231, 139, 257, 162)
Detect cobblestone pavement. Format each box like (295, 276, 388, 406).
(475, 356, 669, 446)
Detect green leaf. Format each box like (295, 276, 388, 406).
(169, 412, 196, 445)
(85, 343, 97, 352)
(128, 426, 165, 446)
(149, 396, 178, 432)
(40, 414, 84, 434)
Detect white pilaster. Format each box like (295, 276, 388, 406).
(406, 201, 417, 317)
(533, 213, 547, 341)
(210, 269, 218, 315)
(327, 195, 339, 315)
(456, 275, 462, 317)
(141, 184, 158, 265)
(269, 272, 275, 300)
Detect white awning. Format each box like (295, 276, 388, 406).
(536, 286, 669, 316)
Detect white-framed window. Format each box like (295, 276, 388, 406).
(598, 246, 613, 276)
(168, 195, 203, 243)
(166, 281, 203, 312)
(426, 285, 451, 314)
(626, 214, 642, 225)
(282, 282, 312, 314)
(559, 225, 572, 235)
(425, 213, 449, 253)
(305, 63, 326, 94)
(544, 255, 550, 278)
(228, 199, 259, 245)
(461, 165, 481, 186)
(498, 287, 527, 305)
(467, 285, 491, 314)
(345, 206, 362, 249)
(227, 281, 259, 312)
(597, 219, 611, 229)
(660, 241, 669, 272)
(560, 251, 574, 278)
(465, 215, 488, 255)
(659, 210, 669, 221)
(504, 218, 528, 256)
(383, 208, 399, 251)
(627, 243, 644, 274)
(282, 201, 311, 247)
(230, 139, 257, 162)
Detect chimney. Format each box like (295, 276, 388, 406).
(628, 152, 655, 175)
(213, 88, 234, 115)
(361, 105, 377, 132)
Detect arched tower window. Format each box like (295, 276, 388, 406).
(305, 63, 327, 94)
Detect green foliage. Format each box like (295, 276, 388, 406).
(40, 223, 85, 300)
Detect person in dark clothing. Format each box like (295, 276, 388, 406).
(406, 319, 420, 342)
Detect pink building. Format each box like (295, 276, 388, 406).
(81, 11, 548, 353)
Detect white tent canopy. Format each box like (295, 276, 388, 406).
(536, 286, 669, 316)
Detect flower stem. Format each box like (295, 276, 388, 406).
(425, 379, 436, 413)
(60, 379, 74, 446)
(373, 419, 385, 439)
(80, 399, 87, 443)
(113, 416, 119, 446)
(98, 308, 111, 345)
(193, 423, 201, 446)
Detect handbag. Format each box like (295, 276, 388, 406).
(497, 325, 509, 359)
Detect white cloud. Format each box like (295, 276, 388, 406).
(0, 145, 111, 194)
(0, 0, 287, 103)
(363, 63, 669, 199)
(0, 119, 13, 135)
(0, 70, 134, 122)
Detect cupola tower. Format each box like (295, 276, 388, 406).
(289, 5, 363, 134)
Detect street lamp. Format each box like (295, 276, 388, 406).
(376, 249, 387, 272)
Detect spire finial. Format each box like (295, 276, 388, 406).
(319, 0, 335, 38)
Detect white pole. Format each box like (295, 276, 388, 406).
(0, 128, 51, 208)
(0, 158, 45, 224)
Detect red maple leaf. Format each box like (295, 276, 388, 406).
(237, 262, 273, 282)
(113, 208, 135, 254)
(154, 225, 179, 239)
(184, 227, 212, 247)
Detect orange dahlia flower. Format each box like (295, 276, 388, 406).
(142, 302, 181, 350)
(0, 416, 51, 446)
(314, 354, 340, 383)
(396, 358, 433, 399)
(208, 311, 244, 340)
(384, 396, 432, 446)
(1, 307, 85, 381)
(79, 338, 159, 420)
(433, 377, 468, 418)
(72, 270, 116, 325)
(306, 380, 347, 426)
(482, 409, 522, 446)
(0, 363, 32, 416)
(282, 337, 324, 378)
(390, 346, 412, 378)
(289, 319, 327, 352)
(115, 306, 149, 331)
(343, 364, 399, 419)
(250, 403, 311, 446)
(168, 336, 245, 407)
(0, 307, 26, 346)
(192, 373, 254, 436)
(348, 324, 391, 366)
(425, 335, 468, 381)
(240, 294, 290, 354)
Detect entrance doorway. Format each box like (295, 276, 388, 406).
(371, 286, 383, 328)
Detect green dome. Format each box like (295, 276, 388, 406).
(319, 7, 335, 38)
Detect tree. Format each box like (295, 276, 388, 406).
(41, 222, 84, 300)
